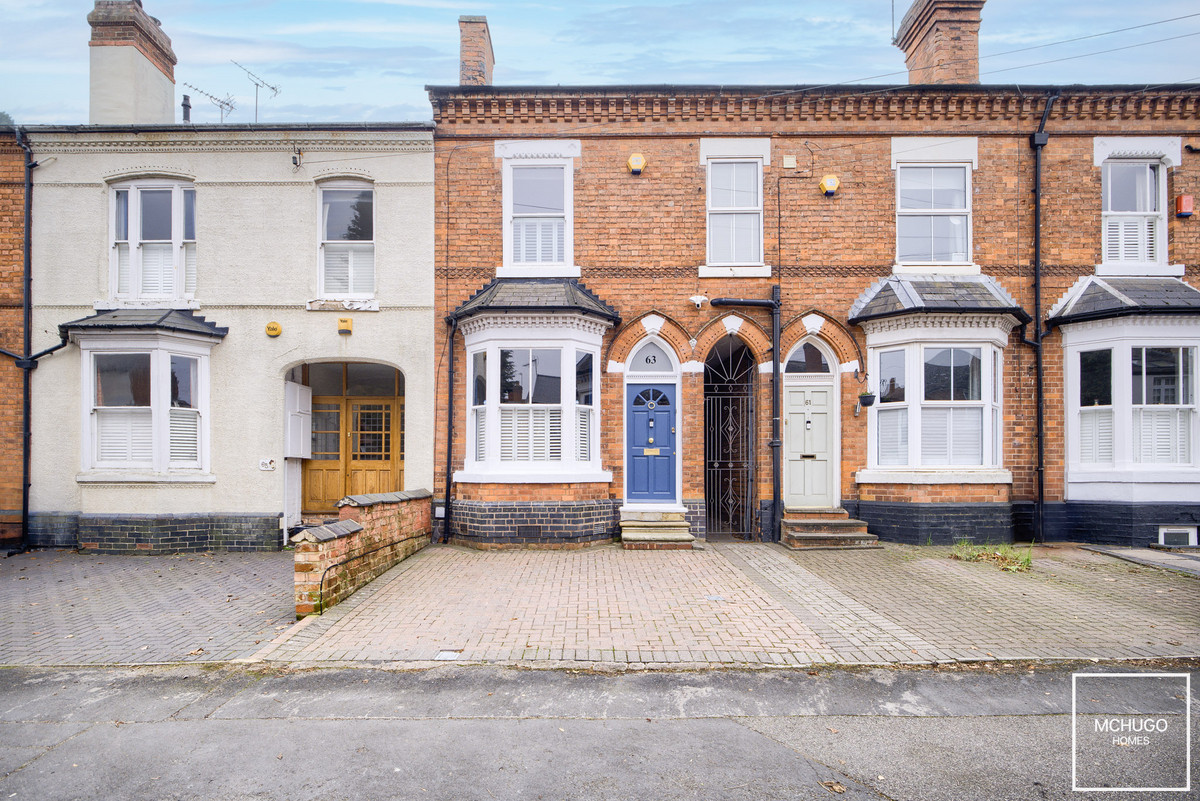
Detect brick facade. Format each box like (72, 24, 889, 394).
(30, 512, 282, 553)
(430, 14, 1200, 547)
(0, 135, 23, 548)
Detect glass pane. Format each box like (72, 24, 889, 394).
(1106, 163, 1156, 212)
(575, 352, 593, 405)
(924, 348, 952, 401)
(95, 354, 151, 407)
(311, 403, 340, 460)
(183, 189, 195, 241)
(309, 363, 343, 396)
(140, 189, 172, 241)
(531, 349, 561, 404)
(710, 162, 757, 208)
(1146, 347, 1180, 405)
(632, 342, 671, 372)
(512, 166, 564, 215)
(897, 215, 931, 262)
(785, 343, 830, 373)
(472, 351, 487, 406)
(709, 212, 759, 263)
(952, 348, 982, 401)
(114, 190, 128, 241)
(930, 215, 968, 262)
(1132, 348, 1144, 405)
(501, 349, 529, 404)
(1184, 348, 1194, 404)
(322, 189, 373, 241)
(170, 355, 197, 408)
(879, 350, 905, 403)
(346, 363, 396, 396)
(1080, 349, 1112, 407)
(898, 167, 932, 210)
(931, 167, 967, 209)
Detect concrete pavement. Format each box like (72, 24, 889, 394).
(3, 542, 1198, 668)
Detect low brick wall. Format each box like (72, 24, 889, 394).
(29, 512, 282, 553)
(292, 489, 432, 617)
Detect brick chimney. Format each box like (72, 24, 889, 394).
(894, 0, 985, 85)
(459, 16, 494, 86)
(87, 0, 177, 124)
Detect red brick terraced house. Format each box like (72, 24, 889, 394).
(0, 130, 26, 549)
(430, 0, 1200, 550)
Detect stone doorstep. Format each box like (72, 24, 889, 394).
(782, 518, 870, 535)
(619, 509, 687, 523)
(782, 507, 850, 521)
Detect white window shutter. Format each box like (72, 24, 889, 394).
(951, 407, 983, 465)
(921, 407, 950, 465)
(284, 381, 312, 459)
(350, 246, 375, 295)
(184, 243, 197, 295)
(877, 407, 908, 466)
(576, 407, 591, 461)
(1079, 408, 1113, 463)
(474, 408, 487, 462)
(499, 406, 562, 462)
(323, 245, 350, 294)
(169, 408, 200, 463)
(140, 243, 174, 295)
(116, 244, 131, 295)
(96, 408, 153, 463)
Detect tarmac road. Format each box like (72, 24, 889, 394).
(1, 660, 1195, 801)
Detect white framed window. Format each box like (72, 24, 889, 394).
(319, 181, 375, 298)
(497, 140, 580, 277)
(896, 165, 971, 265)
(79, 333, 214, 478)
(699, 138, 770, 278)
(1063, 317, 1200, 501)
(707, 159, 762, 266)
(457, 310, 608, 483)
(110, 180, 196, 302)
(1101, 161, 1165, 267)
(870, 342, 999, 469)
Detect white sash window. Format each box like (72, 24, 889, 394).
(497, 140, 579, 277)
(111, 181, 196, 302)
(320, 183, 375, 298)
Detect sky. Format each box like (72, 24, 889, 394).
(3, 0, 1199, 125)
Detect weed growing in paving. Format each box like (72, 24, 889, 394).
(950, 540, 1033, 572)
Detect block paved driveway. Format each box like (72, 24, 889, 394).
(258, 542, 1200, 667)
(3, 543, 1198, 668)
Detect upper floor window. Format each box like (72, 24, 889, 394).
(497, 140, 580, 277)
(319, 182, 374, 298)
(896, 165, 970, 265)
(1102, 161, 1165, 266)
(707, 159, 762, 266)
(111, 181, 195, 302)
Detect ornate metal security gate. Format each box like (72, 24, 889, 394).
(704, 335, 757, 539)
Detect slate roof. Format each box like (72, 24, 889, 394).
(848, 274, 1030, 325)
(449, 278, 620, 324)
(1047, 276, 1200, 327)
(59, 309, 229, 340)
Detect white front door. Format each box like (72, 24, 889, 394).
(784, 383, 836, 507)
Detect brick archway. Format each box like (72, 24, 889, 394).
(693, 314, 771, 365)
(607, 311, 692, 367)
(780, 311, 862, 371)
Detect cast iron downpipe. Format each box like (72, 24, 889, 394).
(441, 317, 458, 543)
(1020, 91, 1059, 544)
(710, 285, 782, 542)
(1, 130, 68, 554)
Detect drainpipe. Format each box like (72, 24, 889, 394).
(710, 286, 783, 542)
(1021, 91, 1059, 544)
(2, 130, 68, 555)
(441, 317, 458, 543)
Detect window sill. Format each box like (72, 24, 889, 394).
(454, 466, 612, 484)
(77, 472, 217, 485)
(698, 264, 772, 278)
(855, 468, 1012, 485)
(892, 262, 980, 276)
(1067, 466, 1200, 483)
(1094, 262, 1184, 278)
(496, 265, 582, 279)
(97, 298, 199, 311)
(306, 298, 379, 311)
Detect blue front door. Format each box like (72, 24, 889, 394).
(627, 384, 676, 502)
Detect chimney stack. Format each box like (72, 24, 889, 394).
(459, 16, 494, 86)
(87, 0, 177, 124)
(894, 0, 985, 85)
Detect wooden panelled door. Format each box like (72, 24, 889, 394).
(302, 363, 404, 513)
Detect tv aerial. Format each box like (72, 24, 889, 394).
(232, 60, 281, 123)
(182, 82, 235, 122)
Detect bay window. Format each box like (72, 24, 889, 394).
(111, 180, 196, 302)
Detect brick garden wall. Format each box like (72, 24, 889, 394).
(293, 490, 432, 617)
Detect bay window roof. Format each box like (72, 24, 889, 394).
(449, 278, 619, 324)
(1047, 276, 1200, 328)
(849, 274, 1029, 326)
(59, 308, 228, 341)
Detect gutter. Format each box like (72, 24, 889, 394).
(1, 130, 67, 555)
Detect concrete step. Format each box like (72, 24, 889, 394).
(782, 507, 850, 521)
(782, 518, 870, 536)
(621, 509, 687, 523)
(781, 518, 880, 550)
(619, 508, 694, 550)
